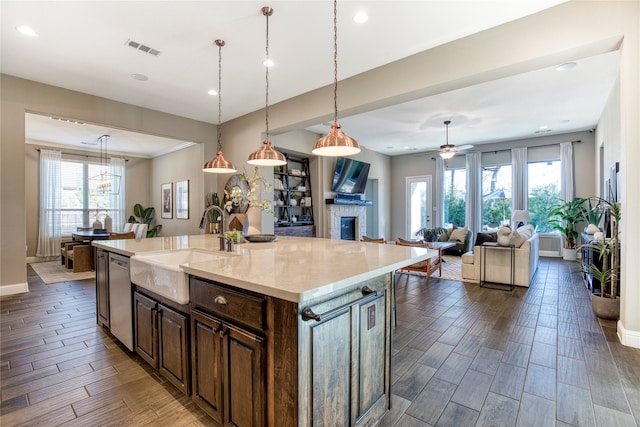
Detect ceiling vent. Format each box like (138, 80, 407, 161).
(125, 39, 161, 56)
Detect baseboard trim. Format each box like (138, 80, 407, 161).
(539, 251, 562, 258)
(617, 320, 640, 349)
(27, 256, 58, 263)
(0, 282, 29, 296)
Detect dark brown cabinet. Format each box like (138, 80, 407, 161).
(133, 290, 190, 395)
(95, 249, 109, 327)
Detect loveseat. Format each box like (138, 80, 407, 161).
(436, 226, 473, 256)
(461, 225, 539, 287)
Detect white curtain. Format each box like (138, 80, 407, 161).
(109, 157, 126, 232)
(511, 147, 528, 211)
(465, 152, 482, 235)
(560, 142, 574, 202)
(435, 156, 445, 227)
(36, 150, 62, 257)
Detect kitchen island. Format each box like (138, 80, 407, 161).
(93, 235, 432, 426)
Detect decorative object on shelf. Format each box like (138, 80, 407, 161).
(549, 197, 586, 260)
(161, 183, 173, 219)
(289, 193, 300, 206)
(224, 167, 273, 214)
(312, 0, 360, 157)
(89, 134, 121, 194)
(128, 203, 162, 237)
(248, 6, 286, 166)
(175, 179, 189, 219)
(203, 39, 237, 174)
(438, 121, 474, 159)
(245, 234, 277, 243)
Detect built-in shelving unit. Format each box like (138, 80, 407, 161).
(273, 154, 315, 237)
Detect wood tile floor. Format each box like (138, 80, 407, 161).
(1, 259, 638, 426)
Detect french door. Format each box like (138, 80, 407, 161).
(405, 176, 432, 239)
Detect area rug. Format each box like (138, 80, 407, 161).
(30, 261, 95, 284)
(439, 255, 463, 282)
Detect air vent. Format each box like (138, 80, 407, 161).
(125, 39, 161, 56)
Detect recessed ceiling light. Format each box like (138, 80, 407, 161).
(16, 25, 37, 37)
(556, 62, 576, 71)
(207, 89, 218, 96)
(539, 125, 548, 130)
(263, 59, 274, 68)
(353, 12, 368, 24)
(131, 73, 148, 81)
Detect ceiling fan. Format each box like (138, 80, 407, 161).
(439, 120, 473, 159)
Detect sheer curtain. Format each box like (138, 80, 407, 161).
(36, 150, 62, 257)
(435, 156, 445, 227)
(511, 147, 528, 211)
(465, 152, 482, 235)
(560, 142, 574, 202)
(109, 157, 126, 232)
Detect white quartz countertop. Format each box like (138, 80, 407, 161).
(93, 235, 434, 303)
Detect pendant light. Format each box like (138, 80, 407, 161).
(90, 135, 121, 194)
(203, 39, 237, 173)
(312, 0, 360, 157)
(248, 6, 287, 166)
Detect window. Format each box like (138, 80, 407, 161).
(444, 168, 466, 228)
(528, 160, 561, 232)
(60, 160, 118, 235)
(482, 165, 512, 231)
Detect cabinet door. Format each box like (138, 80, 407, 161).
(158, 304, 190, 395)
(134, 291, 158, 368)
(225, 325, 265, 427)
(96, 250, 109, 327)
(191, 310, 225, 425)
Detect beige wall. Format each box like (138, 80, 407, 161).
(2, 1, 638, 345)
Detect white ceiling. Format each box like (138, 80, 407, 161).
(3, 1, 619, 158)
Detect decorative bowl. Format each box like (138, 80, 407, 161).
(244, 234, 277, 243)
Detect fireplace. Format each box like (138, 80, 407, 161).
(326, 204, 366, 240)
(340, 217, 357, 240)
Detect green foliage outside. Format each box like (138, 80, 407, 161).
(444, 187, 466, 227)
(482, 198, 511, 229)
(529, 183, 560, 232)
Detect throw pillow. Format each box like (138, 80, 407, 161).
(474, 232, 497, 246)
(497, 227, 511, 246)
(509, 229, 527, 247)
(449, 226, 468, 243)
(437, 232, 448, 242)
(447, 226, 457, 238)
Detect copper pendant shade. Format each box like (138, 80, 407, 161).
(312, 0, 360, 157)
(248, 6, 286, 167)
(203, 39, 237, 174)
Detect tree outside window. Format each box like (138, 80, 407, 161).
(482, 165, 511, 231)
(528, 161, 561, 232)
(444, 169, 466, 227)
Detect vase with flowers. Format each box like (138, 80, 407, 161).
(223, 167, 273, 236)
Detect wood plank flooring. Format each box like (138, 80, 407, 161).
(1, 259, 638, 426)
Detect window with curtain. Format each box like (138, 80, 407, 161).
(528, 160, 561, 232)
(60, 158, 125, 235)
(482, 164, 512, 231)
(444, 168, 466, 228)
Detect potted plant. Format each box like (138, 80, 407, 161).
(205, 192, 223, 233)
(549, 197, 586, 261)
(289, 192, 300, 206)
(581, 197, 604, 234)
(128, 203, 162, 237)
(581, 196, 621, 319)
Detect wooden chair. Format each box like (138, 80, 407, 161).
(109, 231, 135, 240)
(361, 236, 386, 244)
(395, 239, 440, 286)
(61, 241, 93, 272)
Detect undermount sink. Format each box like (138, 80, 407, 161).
(130, 249, 232, 304)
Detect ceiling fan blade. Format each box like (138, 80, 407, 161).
(456, 144, 474, 151)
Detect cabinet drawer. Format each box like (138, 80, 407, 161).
(190, 278, 266, 332)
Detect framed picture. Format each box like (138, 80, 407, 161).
(161, 182, 173, 219)
(609, 162, 619, 202)
(175, 179, 189, 219)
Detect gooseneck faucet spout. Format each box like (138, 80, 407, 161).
(199, 205, 226, 234)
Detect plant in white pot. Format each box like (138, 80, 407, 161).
(549, 198, 587, 261)
(581, 196, 621, 319)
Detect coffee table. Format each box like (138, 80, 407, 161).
(396, 240, 456, 285)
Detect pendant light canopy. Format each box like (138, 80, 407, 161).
(312, 0, 360, 157)
(248, 6, 286, 167)
(203, 39, 237, 174)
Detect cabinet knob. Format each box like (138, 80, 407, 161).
(214, 295, 228, 305)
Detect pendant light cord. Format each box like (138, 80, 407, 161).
(264, 7, 271, 139)
(333, 0, 338, 124)
(217, 40, 223, 152)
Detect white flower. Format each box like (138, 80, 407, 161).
(224, 167, 273, 214)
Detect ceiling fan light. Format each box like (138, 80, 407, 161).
(312, 123, 360, 156)
(439, 150, 455, 160)
(248, 138, 287, 166)
(203, 150, 237, 173)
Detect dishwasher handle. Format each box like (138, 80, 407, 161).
(110, 255, 129, 269)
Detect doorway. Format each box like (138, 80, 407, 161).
(406, 175, 432, 239)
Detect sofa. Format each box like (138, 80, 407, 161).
(461, 225, 539, 287)
(436, 226, 473, 256)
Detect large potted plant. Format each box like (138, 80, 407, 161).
(582, 196, 621, 319)
(549, 198, 586, 261)
(128, 203, 162, 237)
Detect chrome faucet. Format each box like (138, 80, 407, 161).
(199, 205, 226, 234)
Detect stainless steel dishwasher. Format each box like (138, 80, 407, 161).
(109, 253, 133, 351)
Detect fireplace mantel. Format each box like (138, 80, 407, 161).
(326, 204, 366, 240)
